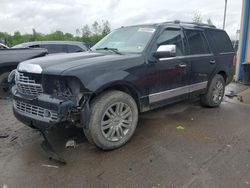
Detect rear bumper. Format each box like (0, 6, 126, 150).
(12, 86, 76, 130)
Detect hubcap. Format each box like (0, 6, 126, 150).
(101, 102, 133, 142)
(212, 80, 224, 104)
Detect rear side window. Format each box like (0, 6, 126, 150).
(67, 45, 84, 53)
(205, 30, 234, 53)
(185, 30, 210, 55)
(157, 29, 185, 56)
(42, 44, 67, 54)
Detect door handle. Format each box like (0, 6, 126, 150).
(210, 60, 216, 64)
(178, 63, 187, 68)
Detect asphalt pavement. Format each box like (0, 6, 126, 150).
(1, 83, 250, 188)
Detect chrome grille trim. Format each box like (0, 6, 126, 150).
(15, 71, 43, 96)
(14, 100, 58, 121)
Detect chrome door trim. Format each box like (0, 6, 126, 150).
(159, 54, 213, 61)
(149, 81, 208, 103)
(219, 52, 235, 55)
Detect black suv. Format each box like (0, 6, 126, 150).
(11, 21, 235, 150)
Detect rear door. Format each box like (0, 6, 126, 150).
(204, 29, 235, 83)
(184, 29, 216, 90)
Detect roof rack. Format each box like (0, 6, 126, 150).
(164, 20, 216, 28)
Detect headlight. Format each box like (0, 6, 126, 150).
(18, 62, 42, 74)
(42, 76, 85, 100)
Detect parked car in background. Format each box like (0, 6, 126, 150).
(0, 48, 47, 97)
(12, 41, 88, 54)
(0, 43, 9, 49)
(11, 21, 235, 151)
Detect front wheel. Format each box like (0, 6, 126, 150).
(0, 72, 11, 98)
(201, 74, 225, 107)
(84, 90, 138, 150)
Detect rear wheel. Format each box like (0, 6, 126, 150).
(84, 90, 138, 150)
(201, 74, 225, 107)
(0, 72, 11, 98)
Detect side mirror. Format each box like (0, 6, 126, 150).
(153, 44, 176, 59)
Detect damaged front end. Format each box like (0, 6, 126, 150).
(12, 71, 91, 129)
(11, 69, 92, 164)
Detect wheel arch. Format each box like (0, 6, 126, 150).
(217, 70, 227, 83)
(90, 81, 142, 112)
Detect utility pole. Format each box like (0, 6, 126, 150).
(223, 0, 228, 30)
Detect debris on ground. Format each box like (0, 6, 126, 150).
(190, 117, 194, 121)
(65, 139, 77, 148)
(10, 136, 18, 142)
(176, 125, 185, 130)
(0, 134, 9, 139)
(41, 164, 59, 169)
(237, 95, 244, 102)
(225, 90, 238, 98)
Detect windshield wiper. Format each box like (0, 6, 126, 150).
(95, 47, 123, 55)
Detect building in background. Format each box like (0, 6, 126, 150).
(236, 0, 250, 81)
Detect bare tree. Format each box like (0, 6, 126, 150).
(75, 28, 81, 36)
(92, 21, 102, 35)
(193, 12, 203, 23)
(101, 20, 111, 36)
(81, 24, 91, 38)
(207, 18, 213, 25)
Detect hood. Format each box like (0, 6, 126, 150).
(17, 51, 141, 75)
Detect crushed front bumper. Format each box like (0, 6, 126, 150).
(12, 86, 76, 130)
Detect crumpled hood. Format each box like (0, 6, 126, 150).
(17, 51, 142, 75)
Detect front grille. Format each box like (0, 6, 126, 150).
(15, 72, 43, 96)
(14, 100, 58, 121)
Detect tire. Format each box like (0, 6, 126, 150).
(201, 74, 225, 107)
(0, 72, 11, 98)
(84, 90, 138, 150)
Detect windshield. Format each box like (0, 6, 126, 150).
(91, 26, 156, 53)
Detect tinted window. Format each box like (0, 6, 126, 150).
(67, 45, 84, 53)
(42, 44, 67, 54)
(157, 29, 184, 56)
(185, 30, 210, 55)
(205, 30, 234, 53)
(29, 45, 40, 48)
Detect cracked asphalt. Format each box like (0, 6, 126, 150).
(1, 83, 250, 188)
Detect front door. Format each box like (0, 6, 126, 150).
(147, 28, 191, 108)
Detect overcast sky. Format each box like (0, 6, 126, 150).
(0, 0, 242, 39)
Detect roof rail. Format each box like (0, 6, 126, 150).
(164, 20, 216, 28)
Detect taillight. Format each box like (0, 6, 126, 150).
(233, 55, 237, 66)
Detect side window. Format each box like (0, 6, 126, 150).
(29, 44, 40, 48)
(185, 30, 210, 55)
(67, 45, 84, 53)
(157, 29, 184, 56)
(41, 44, 67, 54)
(205, 30, 234, 53)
